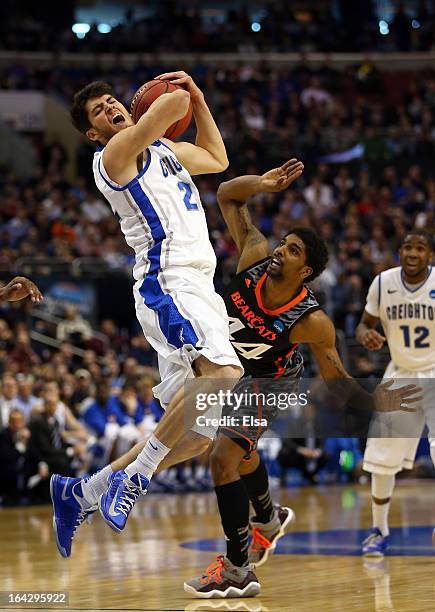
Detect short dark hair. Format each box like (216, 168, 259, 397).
(402, 228, 434, 250)
(285, 226, 329, 282)
(70, 81, 114, 133)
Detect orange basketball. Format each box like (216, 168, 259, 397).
(130, 79, 193, 139)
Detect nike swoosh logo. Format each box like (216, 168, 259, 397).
(108, 494, 120, 517)
(61, 478, 70, 501)
(150, 443, 158, 451)
(387, 289, 397, 294)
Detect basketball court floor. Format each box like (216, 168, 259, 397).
(1, 481, 435, 612)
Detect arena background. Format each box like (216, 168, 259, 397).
(0, 1, 434, 611)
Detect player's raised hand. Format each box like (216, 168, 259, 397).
(259, 159, 304, 193)
(374, 379, 422, 413)
(360, 329, 386, 351)
(154, 71, 202, 101)
(0, 277, 43, 303)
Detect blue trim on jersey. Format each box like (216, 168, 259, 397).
(153, 139, 174, 153)
(97, 149, 152, 192)
(400, 266, 433, 293)
(378, 272, 382, 307)
(128, 180, 199, 349)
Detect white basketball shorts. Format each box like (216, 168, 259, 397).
(133, 265, 242, 439)
(363, 361, 435, 475)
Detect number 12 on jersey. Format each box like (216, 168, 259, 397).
(399, 325, 430, 348)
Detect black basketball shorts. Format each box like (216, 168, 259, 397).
(219, 375, 300, 458)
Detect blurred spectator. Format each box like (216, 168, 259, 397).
(9, 329, 40, 373)
(81, 381, 142, 466)
(28, 383, 77, 478)
(303, 176, 336, 219)
(56, 305, 93, 348)
(0, 409, 43, 505)
(15, 375, 42, 421)
(278, 437, 329, 485)
(0, 374, 19, 428)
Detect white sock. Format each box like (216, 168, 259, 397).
(429, 439, 435, 468)
(371, 473, 395, 536)
(125, 434, 171, 480)
(81, 465, 113, 508)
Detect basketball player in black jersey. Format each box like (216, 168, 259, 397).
(184, 160, 422, 599)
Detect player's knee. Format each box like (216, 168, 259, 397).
(210, 445, 239, 483)
(219, 364, 243, 380)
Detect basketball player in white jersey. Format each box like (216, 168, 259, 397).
(357, 229, 434, 556)
(50, 71, 243, 558)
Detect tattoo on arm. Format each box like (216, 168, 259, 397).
(325, 353, 350, 378)
(239, 207, 266, 246)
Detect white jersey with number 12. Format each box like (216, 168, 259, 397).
(365, 266, 435, 371)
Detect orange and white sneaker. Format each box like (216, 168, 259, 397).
(184, 555, 260, 599)
(249, 506, 295, 567)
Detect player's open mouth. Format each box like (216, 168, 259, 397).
(269, 257, 282, 271)
(112, 113, 125, 125)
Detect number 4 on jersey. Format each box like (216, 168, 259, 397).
(228, 316, 271, 360)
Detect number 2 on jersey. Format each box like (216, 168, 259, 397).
(399, 325, 430, 349)
(177, 181, 199, 210)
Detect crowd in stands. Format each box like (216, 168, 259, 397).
(1, 1, 435, 53)
(0, 54, 434, 504)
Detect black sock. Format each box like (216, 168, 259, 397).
(215, 480, 250, 567)
(241, 459, 275, 524)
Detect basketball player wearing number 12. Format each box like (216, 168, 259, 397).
(50, 71, 243, 558)
(357, 229, 434, 557)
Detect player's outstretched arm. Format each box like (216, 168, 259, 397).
(104, 89, 191, 182)
(0, 276, 43, 303)
(291, 309, 421, 413)
(217, 160, 304, 273)
(157, 71, 228, 175)
(356, 310, 386, 350)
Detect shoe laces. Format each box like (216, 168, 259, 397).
(199, 555, 226, 585)
(251, 527, 273, 552)
(116, 480, 141, 517)
(363, 531, 382, 546)
(71, 508, 91, 540)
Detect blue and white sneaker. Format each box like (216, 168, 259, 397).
(362, 528, 389, 557)
(99, 470, 148, 533)
(50, 475, 97, 558)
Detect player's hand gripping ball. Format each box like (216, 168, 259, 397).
(130, 79, 193, 139)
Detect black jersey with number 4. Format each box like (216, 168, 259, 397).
(224, 258, 321, 379)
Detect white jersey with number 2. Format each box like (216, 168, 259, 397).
(93, 139, 216, 281)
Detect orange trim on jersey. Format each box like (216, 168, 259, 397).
(254, 273, 308, 315)
(286, 343, 298, 358)
(273, 343, 298, 379)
